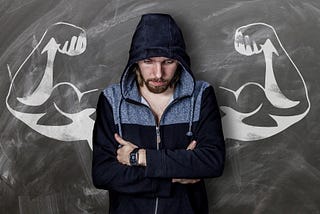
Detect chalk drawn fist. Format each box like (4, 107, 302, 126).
(234, 23, 278, 56)
(42, 22, 87, 56)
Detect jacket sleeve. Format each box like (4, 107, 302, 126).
(145, 86, 225, 178)
(92, 92, 171, 197)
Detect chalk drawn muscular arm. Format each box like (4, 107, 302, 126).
(220, 23, 310, 141)
(15, 22, 87, 106)
(6, 22, 96, 149)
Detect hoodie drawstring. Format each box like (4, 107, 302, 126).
(186, 95, 195, 140)
(118, 98, 123, 138)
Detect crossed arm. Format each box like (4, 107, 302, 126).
(92, 86, 225, 196)
(115, 133, 200, 184)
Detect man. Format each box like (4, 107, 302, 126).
(92, 13, 225, 214)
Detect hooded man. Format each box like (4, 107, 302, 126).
(92, 13, 225, 214)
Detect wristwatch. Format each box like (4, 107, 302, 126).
(129, 148, 140, 166)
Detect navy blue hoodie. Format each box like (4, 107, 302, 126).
(92, 13, 225, 214)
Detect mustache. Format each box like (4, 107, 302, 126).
(146, 78, 168, 83)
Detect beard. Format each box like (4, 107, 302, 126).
(135, 65, 181, 94)
(144, 78, 171, 94)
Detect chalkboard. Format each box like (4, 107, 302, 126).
(1, 0, 320, 213)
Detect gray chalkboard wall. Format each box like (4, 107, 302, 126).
(1, 0, 320, 213)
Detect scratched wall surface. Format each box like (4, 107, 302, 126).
(1, 0, 320, 213)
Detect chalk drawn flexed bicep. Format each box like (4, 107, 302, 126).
(233, 23, 299, 109)
(17, 22, 87, 106)
(220, 23, 310, 141)
(6, 22, 96, 149)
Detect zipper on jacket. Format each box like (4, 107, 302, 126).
(139, 96, 187, 214)
(154, 197, 159, 214)
(156, 126, 161, 150)
(154, 125, 160, 214)
(153, 98, 185, 214)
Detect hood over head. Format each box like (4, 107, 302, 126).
(120, 13, 195, 101)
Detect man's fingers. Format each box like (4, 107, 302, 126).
(172, 178, 201, 184)
(183, 179, 200, 184)
(115, 133, 139, 149)
(191, 179, 200, 183)
(114, 133, 128, 146)
(186, 140, 197, 150)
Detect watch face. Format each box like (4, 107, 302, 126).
(130, 152, 137, 165)
(130, 148, 139, 166)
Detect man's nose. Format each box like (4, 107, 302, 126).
(154, 63, 163, 79)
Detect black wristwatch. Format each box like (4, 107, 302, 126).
(129, 148, 140, 166)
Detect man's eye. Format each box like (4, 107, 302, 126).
(144, 59, 152, 64)
(164, 60, 175, 64)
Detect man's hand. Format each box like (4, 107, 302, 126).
(172, 140, 201, 184)
(115, 133, 138, 166)
(172, 178, 201, 184)
(186, 140, 197, 150)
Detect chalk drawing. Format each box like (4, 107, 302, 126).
(6, 22, 97, 149)
(6, 22, 310, 147)
(220, 23, 310, 141)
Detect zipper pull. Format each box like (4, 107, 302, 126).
(156, 126, 161, 146)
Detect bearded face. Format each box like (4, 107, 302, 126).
(136, 57, 180, 94)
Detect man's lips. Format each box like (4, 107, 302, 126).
(149, 80, 167, 87)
